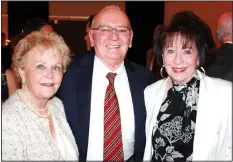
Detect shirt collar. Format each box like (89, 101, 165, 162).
(94, 56, 124, 77)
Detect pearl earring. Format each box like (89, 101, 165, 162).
(22, 78, 26, 85)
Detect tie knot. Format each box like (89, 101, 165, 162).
(106, 72, 117, 85)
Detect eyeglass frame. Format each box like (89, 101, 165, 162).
(91, 25, 132, 36)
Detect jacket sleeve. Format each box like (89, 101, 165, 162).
(217, 82, 232, 160)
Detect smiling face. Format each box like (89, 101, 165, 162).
(163, 34, 199, 84)
(19, 47, 63, 101)
(89, 7, 133, 70)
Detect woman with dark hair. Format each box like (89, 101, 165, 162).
(143, 11, 231, 161)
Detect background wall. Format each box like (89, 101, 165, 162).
(1, 2, 232, 65)
(1, 2, 125, 40)
(49, 1, 125, 18)
(8, 2, 49, 39)
(2, 2, 8, 40)
(164, 1, 232, 48)
(2, 2, 232, 37)
(125, 1, 164, 65)
(2, 1, 231, 46)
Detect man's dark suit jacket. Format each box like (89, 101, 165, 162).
(57, 53, 156, 162)
(207, 43, 233, 82)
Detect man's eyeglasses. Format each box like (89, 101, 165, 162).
(91, 25, 132, 36)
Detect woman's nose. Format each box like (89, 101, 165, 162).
(45, 68, 54, 79)
(174, 53, 184, 65)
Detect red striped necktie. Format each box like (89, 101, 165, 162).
(104, 72, 124, 162)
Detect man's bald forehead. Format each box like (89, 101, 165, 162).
(217, 11, 232, 30)
(100, 5, 122, 12)
(219, 11, 232, 22)
(92, 5, 131, 27)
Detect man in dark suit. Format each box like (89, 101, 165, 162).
(207, 10, 232, 82)
(57, 5, 155, 162)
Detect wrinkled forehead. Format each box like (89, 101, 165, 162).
(29, 45, 57, 56)
(93, 8, 131, 28)
(165, 32, 196, 49)
(26, 46, 62, 63)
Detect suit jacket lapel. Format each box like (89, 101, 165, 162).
(124, 60, 146, 160)
(124, 61, 141, 123)
(193, 72, 219, 160)
(75, 54, 94, 160)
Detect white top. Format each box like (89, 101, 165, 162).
(2, 89, 79, 161)
(143, 71, 232, 161)
(53, 113, 77, 160)
(86, 56, 135, 161)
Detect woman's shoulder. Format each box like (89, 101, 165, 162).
(204, 75, 232, 90)
(3, 90, 22, 112)
(2, 90, 25, 127)
(145, 78, 167, 93)
(50, 96, 65, 114)
(50, 96, 63, 106)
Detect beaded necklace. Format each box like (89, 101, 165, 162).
(17, 89, 51, 118)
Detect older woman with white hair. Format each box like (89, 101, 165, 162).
(2, 31, 79, 160)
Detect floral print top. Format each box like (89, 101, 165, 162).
(151, 75, 200, 162)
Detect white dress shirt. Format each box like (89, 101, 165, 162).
(87, 56, 135, 161)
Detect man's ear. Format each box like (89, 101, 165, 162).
(197, 57, 200, 67)
(89, 30, 94, 47)
(129, 31, 133, 48)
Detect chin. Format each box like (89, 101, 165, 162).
(107, 52, 121, 57)
(172, 76, 187, 84)
(107, 55, 122, 61)
(41, 90, 57, 99)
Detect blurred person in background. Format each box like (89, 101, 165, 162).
(207, 10, 233, 82)
(2, 32, 13, 69)
(84, 14, 95, 52)
(22, 17, 54, 37)
(1, 32, 20, 102)
(2, 17, 54, 69)
(1, 64, 20, 103)
(2, 32, 6, 46)
(146, 24, 166, 80)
